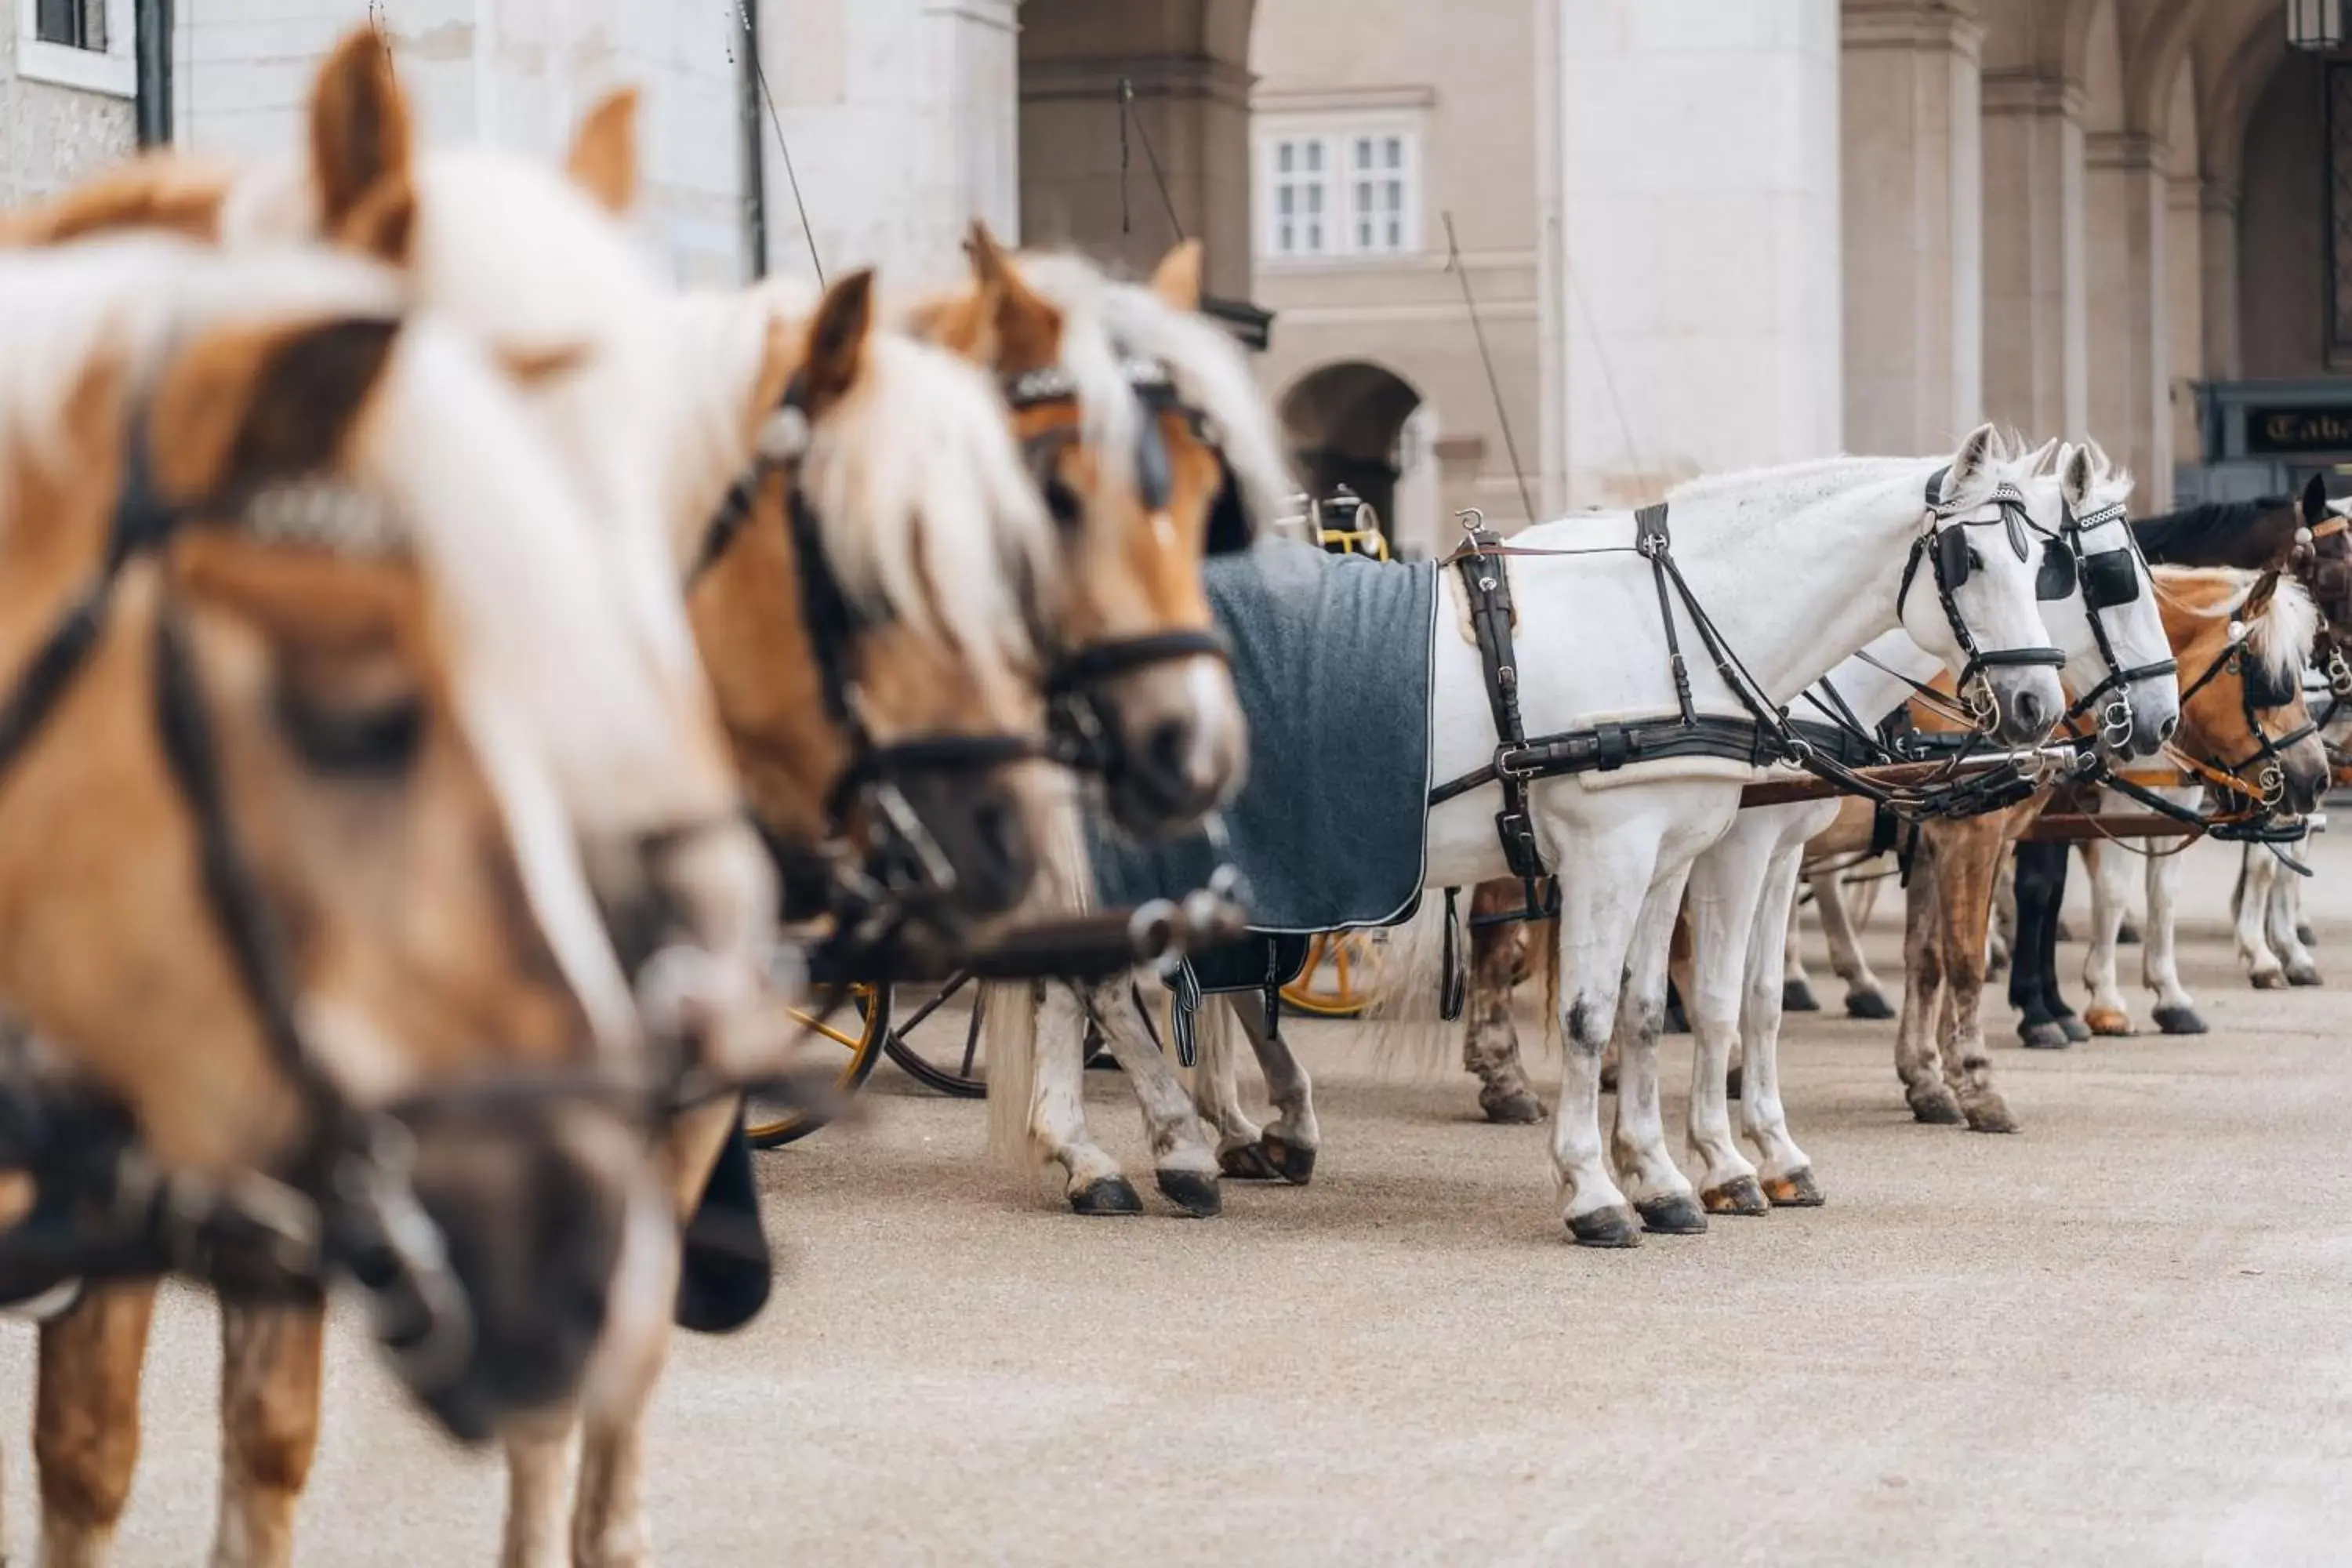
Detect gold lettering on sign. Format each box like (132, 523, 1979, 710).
(2252, 410, 2352, 453)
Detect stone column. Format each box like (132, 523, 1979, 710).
(1841, 1, 1984, 455)
(759, 0, 1021, 285)
(2167, 174, 2205, 469)
(1557, 0, 1843, 506)
(1979, 68, 2086, 441)
(2085, 130, 2171, 508)
(2199, 181, 2243, 383)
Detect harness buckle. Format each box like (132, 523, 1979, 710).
(1594, 724, 1632, 771)
(1494, 808, 1544, 880)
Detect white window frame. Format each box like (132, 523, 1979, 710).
(16, 0, 136, 99)
(1255, 114, 1423, 265)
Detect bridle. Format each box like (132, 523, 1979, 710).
(690, 376, 1046, 946)
(0, 403, 529, 1403)
(2041, 495, 2176, 751)
(1895, 470, 2067, 727)
(2172, 585, 2317, 814)
(1000, 356, 1252, 780)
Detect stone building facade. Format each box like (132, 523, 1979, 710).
(0, 1, 2334, 553)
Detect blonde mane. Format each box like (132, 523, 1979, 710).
(2153, 565, 2319, 688)
(1011, 251, 1294, 535)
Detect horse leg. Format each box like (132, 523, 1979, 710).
(2238, 842, 2288, 989)
(2032, 841, 2087, 1038)
(37, 1281, 158, 1568)
(2144, 827, 2205, 1033)
(1085, 980, 1222, 1214)
(1812, 865, 1894, 1020)
(1682, 831, 1771, 1215)
(1606, 864, 1704, 1235)
(2009, 841, 2070, 1049)
(991, 978, 1142, 1215)
(1547, 836, 1651, 1247)
(211, 1298, 325, 1568)
(1225, 989, 1320, 1185)
(1743, 842, 1820, 1203)
(1894, 844, 1960, 1124)
(502, 1410, 579, 1568)
(1780, 896, 1820, 1014)
(1935, 818, 2020, 1132)
(1988, 849, 2016, 976)
(1463, 881, 1545, 1123)
(2082, 836, 2136, 1034)
(2264, 852, 2321, 986)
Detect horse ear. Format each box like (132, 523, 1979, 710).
(964, 220, 1062, 368)
(1149, 239, 1203, 312)
(150, 312, 404, 504)
(308, 28, 416, 262)
(800, 268, 876, 419)
(1940, 424, 1999, 506)
(2303, 473, 2330, 526)
(566, 89, 641, 216)
(2059, 443, 2092, 511)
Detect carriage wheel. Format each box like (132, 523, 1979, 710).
(1279, 932, 1372, 1018)
(882, 973, 991, 1098)
(743, 985, 889, 1149)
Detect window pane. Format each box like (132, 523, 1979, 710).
(1357, 218, 1371, 249)
(36, 0, 89, 47)
(1306, 186, 1323, 215)
(1387, 217, 1403, 249)
(1277, 142, 1294, 175)
(1278, 220, 1294, 254)
(1305, 141, 1323, 172)
(1355, 137, 1372, 170)
(1278, 187, 1294, 216)
(1386, 178, 1403, 212)
(1385, 136, 1403, 170)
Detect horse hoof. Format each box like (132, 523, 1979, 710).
(2118, 919, 2142, 945)
(2019, 1020, 2071, 1051)
(1565, 1206, 1642, 1248)
(1763, 1167, 1825, 1207)
(1262, 1134, 1317, 1186)
(1154, 1168, 1221, 1218)
(1217, 1142, 1281, 1181)
(1724, 1064, 1744, 1102)
(1702, 1176, 1770, 1217)
(2251, 970, 2287, 992)
(2084, 1007, 2132, 1037)
(1479, 1089, 1547, 1125)
(1782, 978, 1820, 1013)
(1069, 1177, 1144, 1216)
(2056, 1014, 2091, 1044)
(2153, 1005, 2208, 1036)
(1908, 1087, 1964, 1126)
(2288, 962, 2322, 988)
(1845, 989, 1895, 1022)
(1965, 1098, 2020, 1134)
(1635, 1193, 1708, 1236)
(2056, 918, 2075, 942)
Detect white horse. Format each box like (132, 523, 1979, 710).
(993, 425, 2070, 1243)
(1664, 439, 2178, 1211)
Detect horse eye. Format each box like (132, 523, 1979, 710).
(1041, 477, 1085, 534)
(1967, 546, 1985, 573)
(274, 681, 426, 778)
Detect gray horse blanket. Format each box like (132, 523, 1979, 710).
(1090, 539, 1439, 956)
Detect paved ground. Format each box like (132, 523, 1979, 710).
(5, 833, 2351, 1565)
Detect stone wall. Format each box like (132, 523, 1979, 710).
(0, 23, 133, 209)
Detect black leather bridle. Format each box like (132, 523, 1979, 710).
(689, 376, 1045, 946)
(1001, 358, 1250, 780)
(2174, 604, 2317, 813)
(2041, 496, 2176, 750)
(1895, 470, 2067, 724)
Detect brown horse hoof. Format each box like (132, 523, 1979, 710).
(1965, 1098, 2020, 1134)
(1782, 978, 1821, 1012)
(2251, 969, 2288, 991)
(1217, 1141, 1282, 1181)
(1635, 1193, 1708, 1235)
(1070, 1177, 1144, 1216)
(1262, 1134, 1317, 1186)
(2085, 1007, 2132, 1036)
(1845, 989, 1895, 1022)
(2288, 962, 2322, 988)
(1566, 1206, 1642, 1247)
(1908, 1087, 1964, 1126)
(1154, 1169, 1221, 1218)
(2018, 1020, 2071, 1051)
(1702, 1175, 1770, 1216)
(2152, 1004, 2208, 1035)
(2118, 918, 2142, 945)
(1763, 1167, 1824, 1207)
(1479, 1088, 1547, 1125)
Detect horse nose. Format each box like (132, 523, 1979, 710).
(2009, 686, 2050, 736)
(1134, 715, 1207, 813)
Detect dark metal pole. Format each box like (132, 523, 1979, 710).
(738, 0, 767, 278)
(133, 0, 172, 147)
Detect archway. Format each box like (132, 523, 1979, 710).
(1279, 361, 1436, 555)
